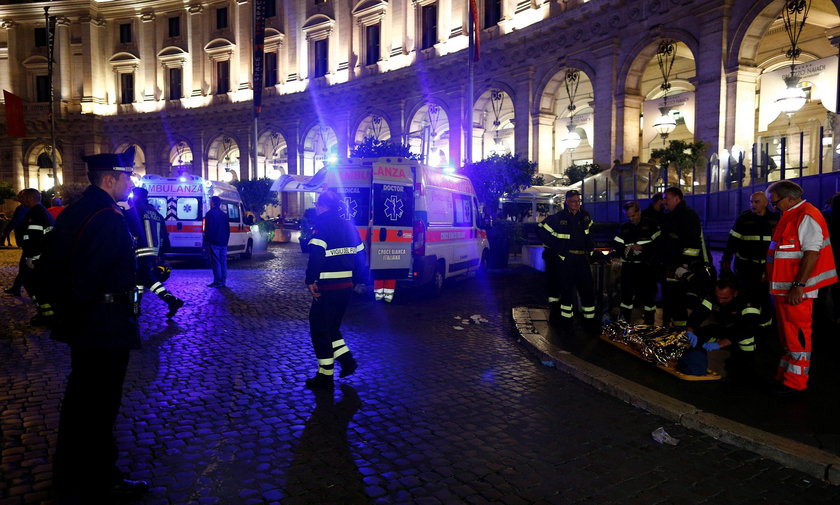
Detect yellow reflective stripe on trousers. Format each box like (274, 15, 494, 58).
(320, 270, 353, 279)
(738, 337, 756, 351)
(683, 248, 700, 256)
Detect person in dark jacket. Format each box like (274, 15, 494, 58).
(821, 192, 840, 327)
(685, 276, 762, 382)
(18, 188, 56, 325)
(304, 190, 367, 390)
(661, 187, 707, 327)
(537, 189, 599, 332)
(126, 187, 184, 318)
(612, 201, 660, 324)
(641, 192, 666, 227)
(203, 196, 230, 287)
(720, 191, 778, 323)
(44, 146, 149, 504)
(3, 191, 28, 295)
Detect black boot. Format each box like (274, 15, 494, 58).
(337, 354, 358, 378)
(163, 295, 184, 318)
(305, 373, 334, 390)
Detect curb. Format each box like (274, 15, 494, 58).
(511, 306, 840, 486)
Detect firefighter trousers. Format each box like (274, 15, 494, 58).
(773, 296, 813, 391)
(555, 254, 596, 321)
(309, 287, 354, 377)
(734, 259, 772, 318)
(619, 262, 657, 324)
(662, 277, 689, 327)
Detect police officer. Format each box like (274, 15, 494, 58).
(537, 189, 598, 331)
(44, 146, 149, 503)
(611, 201, 660, 324)
(721, 191, 778, 317)
(686, 276, 761, 382)
(126, 187, 184, 318)
(18, 188, 55, 325)
(661, 187, 707, 327)
(305, 190, 367, 390)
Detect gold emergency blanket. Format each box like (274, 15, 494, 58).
(601, 321, 690, 367)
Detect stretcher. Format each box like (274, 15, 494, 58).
(599, 333, 721, 381)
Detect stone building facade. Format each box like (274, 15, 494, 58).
(1, 0, 839, 203)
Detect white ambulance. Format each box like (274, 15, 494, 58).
(139, 174, 253, 259)
(322, 157, 490, 295)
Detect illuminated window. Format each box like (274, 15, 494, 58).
(314, 39, 328, 78)
(168, 17, 180, 38)
(421, 4, 437, 50)
(119, 23, 132, 44)
(217, 60, 230, 94)
(366, 24, 380, 66)
(265, 52, 278, 86)
(120, 73, 134, 104)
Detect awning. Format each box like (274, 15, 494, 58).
(269, 168, 329, 192)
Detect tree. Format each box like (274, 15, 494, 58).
(52, 182, 88, 206)
(461, 153, 538, 221)
(232, 178, 279, 218)
(349, 136, 421, 160)
(563, 162, 601, 184)
(0, 182, 16, 205)
(651, 140, 707, 188)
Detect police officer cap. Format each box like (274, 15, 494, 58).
(565, 189, 581, 200)
(82, 146, 135, 173)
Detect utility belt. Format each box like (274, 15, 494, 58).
(102, 288, 141, 315)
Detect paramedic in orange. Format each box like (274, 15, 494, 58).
(765, 181, 837, 396)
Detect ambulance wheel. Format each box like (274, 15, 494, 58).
(241, 239, 253, 259)
(429, 261, 445, 297)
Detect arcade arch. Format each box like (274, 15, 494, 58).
(258, 129, 289, 179)
(301, 124, 337, 175)
(168, 141, 195, 176)
(537, 67, 595, 178)
(207, 135, 241, 182)
(406, 102, 450, 167)
(353, 113, 392, 144)
(473, 88, 515, 160)
(115, 142, 147, 177)
(25, 143, 63, 191)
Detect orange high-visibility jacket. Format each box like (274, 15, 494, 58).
(766, 201, 837, 295)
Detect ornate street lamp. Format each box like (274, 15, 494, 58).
(559, 69, 582, 156)
(654, 40, 677, 144)
(775, 0, 811, 116)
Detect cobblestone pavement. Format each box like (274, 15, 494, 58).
(2, 244, 840, 505)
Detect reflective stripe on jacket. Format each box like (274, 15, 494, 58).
(767, 200, 837, 295)
(305, 209, 367, 287)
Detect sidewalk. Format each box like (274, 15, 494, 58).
(512, 306, 840, 486)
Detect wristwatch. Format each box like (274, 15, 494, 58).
(792, 282, 806, 288)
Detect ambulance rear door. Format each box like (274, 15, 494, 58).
(325, 163, 373, 253)
(370, 160, 415, 278)
(142, 175, 205, 257)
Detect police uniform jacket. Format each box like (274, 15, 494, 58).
(661, 200, 704, 269)
(21, 203, 55, 263)
(611, 216, 660, 264)
(42, 185, 139, 350)
(537, 208, 594, 259)
(127, 202, 170, 260)
(722, 209, 780, 265)
(305, 209, 366, 288)
(687, 294, 760, 351)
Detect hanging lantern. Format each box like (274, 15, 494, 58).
(653, 106, 676, 139)
(776, 75, 807, 114)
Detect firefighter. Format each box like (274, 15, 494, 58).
(641, 192, 666, 227)
(721, 192, 778, 319)
(685, 276, 760, 382)
(44, 146, 150, 502)
(19, 188, 56, 326)
(305, 190, 367, 390)
(126, 187, 184, 319)
(765, 180, 837, 395)
(537, 189, 599, 332)
(611, 201, 660, 324)
(660, 187, 707, 328)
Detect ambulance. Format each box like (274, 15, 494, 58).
(139, 174, 253, 259)
(322, 157, 490, 295)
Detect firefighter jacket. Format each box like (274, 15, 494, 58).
(641, 206, 666, 227)
(126, 202, 170, 260)
(687, 295, 759, 352)
(41, 185, 139, 350)
(661, 201, 705, 270)
(305, 209, 367, 289)
(537, 208, 594, 260)
(611, 216, 660, 264)
(723, 209, 779, 265)
(767, 200, 837, 296)
(21, 203, 55, 263)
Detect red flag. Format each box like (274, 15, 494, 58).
(469, 0, 480, 61)
(4, 90, 26, 138)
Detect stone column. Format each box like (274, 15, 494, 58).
(139, 12, 157, 101)
(693, 14, 727, 156)
(724, 65, 760, 173)
(10, 138, 24, 191)
(511, 69, 534, 161)
(534, 112, 556, 175)
(55, 17, 72, 103)
(235, 0, 252, 91)
(187, 4, 205, 97)
(614, 92, 643, 162)
(829, 31, 840, 173)
(79, 16, 106, 113)
(0, 21, 20, 94)
(447, 92, 462, 166)
(591, 42, 618, 168)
